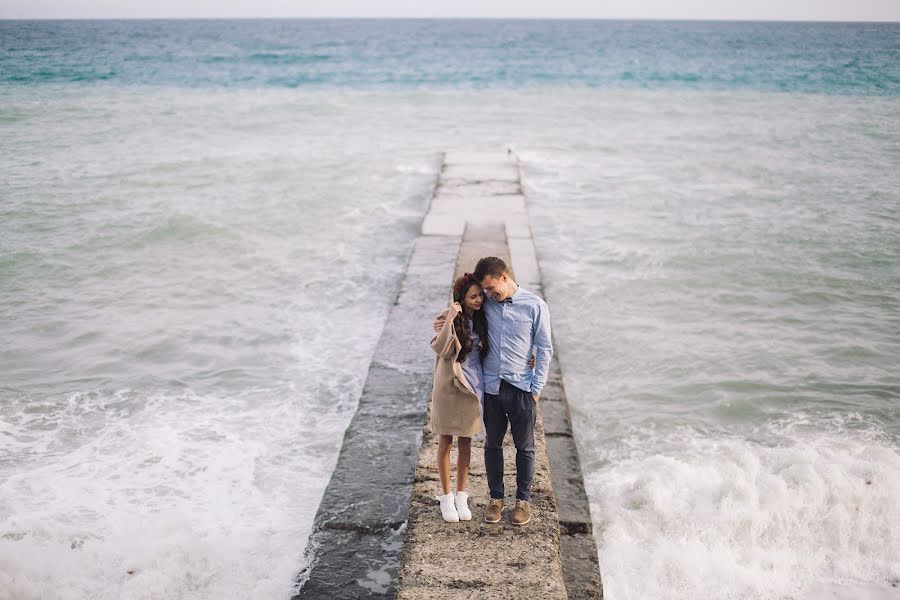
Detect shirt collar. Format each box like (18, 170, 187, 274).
(501, 285, 522, 304)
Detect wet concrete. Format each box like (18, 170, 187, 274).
(292, 232, 461, 598)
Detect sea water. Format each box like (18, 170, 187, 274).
(1, 19, 898, 600)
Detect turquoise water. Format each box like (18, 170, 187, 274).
(2, 19, 899, 93)
(1, 19, 898, 600)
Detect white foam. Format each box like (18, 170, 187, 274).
(0, 387, 340, 600)
(589, 424, 900, 600)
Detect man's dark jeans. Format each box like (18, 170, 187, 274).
(484, 379, 536, 502)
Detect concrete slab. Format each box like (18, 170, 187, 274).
(422, 214, 466, 236)
(444, 149, 517, 166)
(560, 534, 605, 599)
(540, 397, 573, 438)
(507, 237, 541, 291)
(545, 435, 596, 533)
(442, 163, 520, 182)
(505, 212, 533, 238)
(428, 195, 527, 214)
(296, 526, 407, 600)
(439, 180, 522, 197)
(452, 222, 504, 276)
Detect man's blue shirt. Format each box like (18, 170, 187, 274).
(482, 286, 553, 397)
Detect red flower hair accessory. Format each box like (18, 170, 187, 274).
(453, 272, 476, 298)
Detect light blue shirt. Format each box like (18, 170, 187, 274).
(460, 319, 484, 402)
(482, 286, 553, 397)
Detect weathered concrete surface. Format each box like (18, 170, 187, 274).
(396, 149, 603, 599)
(396, 221, 567, 600)
(397, 411, 565, 600)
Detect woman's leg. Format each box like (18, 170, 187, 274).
(437, 435, 453, 495)
(456, 436, 471, 492)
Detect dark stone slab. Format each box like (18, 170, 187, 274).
(538, 378, 566, 403)
(311, 426, 421, 530)
(295, 525, 407, 599)
(560, 533, 604, 599)
(353, 366, 434, 418)
(540, 395, 573, 437)
(546, 430, 595, 534)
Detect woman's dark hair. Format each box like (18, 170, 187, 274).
(452, 274, 490, 363)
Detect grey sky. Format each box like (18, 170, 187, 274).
(2, 0, 899, 21)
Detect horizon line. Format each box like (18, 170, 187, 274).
(2, 16, 899, 23)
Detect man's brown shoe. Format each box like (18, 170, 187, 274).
(512, 500, 531, 526)
(484, 499, 503, 524)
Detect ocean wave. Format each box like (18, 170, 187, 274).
(0, 386, 345, 600)
(590, 422, 900, 600)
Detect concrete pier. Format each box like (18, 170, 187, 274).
(294, 149, 602, 599)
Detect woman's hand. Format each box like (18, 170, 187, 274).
(451, 301, 462, 314)
(527, 356, 536, 368)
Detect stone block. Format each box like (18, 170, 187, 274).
(560, 533, 605, 599)
(507, 237, 540, 290)
(545, 435, 594, 531)
(442, 162, 519, 182)
(294, 525, 407, 600)
(422, 213, 465, 236)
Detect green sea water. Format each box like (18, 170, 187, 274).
(1, 18, 898, 600)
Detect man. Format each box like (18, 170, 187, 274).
(433, 256, 552, 526)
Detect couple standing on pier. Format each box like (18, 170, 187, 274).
(429, 256, 552, 527)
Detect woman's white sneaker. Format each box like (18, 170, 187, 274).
(437, 492, 459, 522)
(454, 491, 472, 521)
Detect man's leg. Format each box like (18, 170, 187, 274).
(507, 385, 537, 501)
(483, 392, 508, 500)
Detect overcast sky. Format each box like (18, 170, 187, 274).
(2, 0, 899, 21)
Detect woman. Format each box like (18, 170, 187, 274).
(429, 272, 489, 522)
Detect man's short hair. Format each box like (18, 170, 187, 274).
(473, 257, 509, 283)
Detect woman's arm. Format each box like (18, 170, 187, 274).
(429, 304, 461, 359)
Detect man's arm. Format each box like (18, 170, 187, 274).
(530, 301, 553, 400)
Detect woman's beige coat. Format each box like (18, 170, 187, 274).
(429, 303, 484, 437)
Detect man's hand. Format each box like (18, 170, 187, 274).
(532, 394, 539, 403)
(433, 315, 446, 334)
